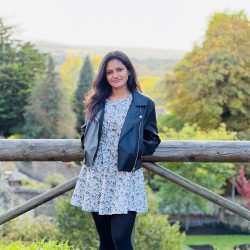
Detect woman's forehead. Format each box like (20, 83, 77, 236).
(106, 59, 125, 70)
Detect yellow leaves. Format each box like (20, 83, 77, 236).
(159, 122, 237, 141)
(89, 56, 102, 73)
(60, 55, 83, 99)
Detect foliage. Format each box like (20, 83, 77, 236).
(74, 56, 94, 133)
(231, 166, 250, 209)
(0, 182, 15, 211)
(157, 113, 185, 132)
(0, 215, 58, 243)
(164, 12, 250, 139)
(45, 173, 66, 188)
(151, 123, 237, 230)
(0, 18, 47, 137)
(60, 55, 82, 101)
(54, 193, 99, 250)
(54, 186, 185, 250)
(89, 56, 102, 73)
(140, 76, 166, 108)
(0, 240, 77, 250)
(135, 185, 185, 250)
(23, 55, 76, 138)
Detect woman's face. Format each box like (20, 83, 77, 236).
(106, 59, 130, 91)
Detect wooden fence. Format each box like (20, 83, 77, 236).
(0, 139, 250, 225)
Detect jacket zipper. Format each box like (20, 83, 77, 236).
(91, 117, 99, 165)
(131, 109, 142, 172)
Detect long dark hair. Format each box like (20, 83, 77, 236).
(85, 51, 141, 120)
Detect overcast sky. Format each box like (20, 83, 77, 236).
(0, 0, 249, 51)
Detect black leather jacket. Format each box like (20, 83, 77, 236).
(81, 90, 161, 172)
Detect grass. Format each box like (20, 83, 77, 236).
(184, 235, 250, 250)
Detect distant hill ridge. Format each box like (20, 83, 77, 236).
(34, 41, 186, 60)
(34, 41, 185, 77)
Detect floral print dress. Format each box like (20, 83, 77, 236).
(70, 94, 148, 215)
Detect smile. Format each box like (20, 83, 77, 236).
(112, 79, 121, 83)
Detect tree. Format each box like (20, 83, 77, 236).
(0, 18, 46, 137)
(151, 123, 237, 231)
(231, 166, 250, 209)
(164, 12, 250, 139)
(60, 55, 82, 102)
(23, 55, 76, 138)
(74, 56, 94, 133)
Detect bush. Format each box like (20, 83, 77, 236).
(135, 185, 185, 250)
(0, 240, 77, 250)
(54, 193, 99, 250)
(0, 215, 58, 243)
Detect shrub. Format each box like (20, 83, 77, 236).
(0, 240, 77, 250)
(0, 215, 58, 243)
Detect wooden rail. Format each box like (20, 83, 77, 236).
(0, 139, 250, 225)
(1, 139, 250, 162)
(1, 162, 250, 225)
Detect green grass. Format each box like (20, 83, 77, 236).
(184, 235, 250, 250)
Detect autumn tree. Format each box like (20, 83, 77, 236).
(164, 12, 250, 139)
(231, 166, 250, 209)
(74, 56, 94, 132)
(60, 55, 82, 101)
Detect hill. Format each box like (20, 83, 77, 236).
(34, 41, 186, 77)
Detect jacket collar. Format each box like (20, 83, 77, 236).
(131, 90, 147, 107)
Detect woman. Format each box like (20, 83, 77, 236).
(71, 51, 161, 250)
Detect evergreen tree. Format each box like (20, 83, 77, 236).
(0, 18, 46, 137)
(23, 56, 62, 138)
(74, 56, 94, 132)
(24, 55, 76, 138)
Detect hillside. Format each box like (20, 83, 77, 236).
(34, 41, 185, 77)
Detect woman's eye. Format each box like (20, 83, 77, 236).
(117, 68, 123, 72)
(106, 71, 112, 75)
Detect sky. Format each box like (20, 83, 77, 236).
(0, 0, 250, 51)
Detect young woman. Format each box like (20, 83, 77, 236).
(71, 51, 161, 250)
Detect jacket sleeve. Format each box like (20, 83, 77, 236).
(80, 116, 89, 150)
(142, 101, 161, 156)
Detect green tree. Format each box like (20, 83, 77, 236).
(0, 18, 46, 137)
(24, 55, 76, 139)
(74, 56, 94, 133)
(151, 123, 237, 231)
(164, 12, 250, 139)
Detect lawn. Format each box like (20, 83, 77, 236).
(184, 235, 250, 250)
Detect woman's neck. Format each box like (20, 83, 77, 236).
(109, 88, 131, 101)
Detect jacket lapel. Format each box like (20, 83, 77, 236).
(119, 91, 147, 140)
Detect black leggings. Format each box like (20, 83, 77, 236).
(92, 211, 137, 250)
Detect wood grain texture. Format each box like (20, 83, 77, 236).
(1, 139, 250, 162)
